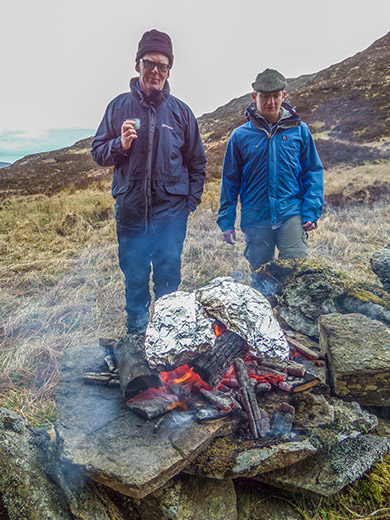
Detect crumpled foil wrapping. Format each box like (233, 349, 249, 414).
(144, 278, 289, 370)
(195, 277, 289, 361)
(144, 291, 216, 370)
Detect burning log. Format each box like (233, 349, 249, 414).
(127, 387, 181, 420)
(190, 329, 249, 387)
(256, 358, 306, 377)
(113, 336, 161, 400)
(234, 358, 270, 438)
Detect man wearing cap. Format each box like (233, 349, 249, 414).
(217, 68, 323, 279)
(92, 30, 206, 335)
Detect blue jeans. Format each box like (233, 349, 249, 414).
(116, 213, 188, 333)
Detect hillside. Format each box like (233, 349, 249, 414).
(200, 31, 390, 175)
(0, 162, 11, 169)
(0, 137, 111, 198)
(0, 31, 389, 199)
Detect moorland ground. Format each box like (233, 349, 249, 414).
(1, 163, 390, 519)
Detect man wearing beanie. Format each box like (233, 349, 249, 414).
(92, 30, 206, 335)
(217, 68, 323, 290)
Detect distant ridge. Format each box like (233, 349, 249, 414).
(0, 162, 11, 169)
(0, 138, 111, 198)
(199, 31, 390, 176)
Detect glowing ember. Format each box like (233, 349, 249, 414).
(167, 401, 189, 411)
(213, 320, 227, 337)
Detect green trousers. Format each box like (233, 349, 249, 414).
(244, 215, 308, 271)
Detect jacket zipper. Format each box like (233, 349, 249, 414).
(144, 104, 157, 231)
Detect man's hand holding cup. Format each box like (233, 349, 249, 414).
(121, 119, 140, 151)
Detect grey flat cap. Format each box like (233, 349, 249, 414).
(252, 68, 287, 92)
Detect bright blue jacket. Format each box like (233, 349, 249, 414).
(92, 79, 206, 231)
(217, 102, 323, 232)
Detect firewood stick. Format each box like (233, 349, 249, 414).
(234, 358, 269, 438)
(287, 337, 320, 360)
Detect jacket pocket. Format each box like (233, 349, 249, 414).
(114, 181, 146, 227)
(163, 180, 189, 196)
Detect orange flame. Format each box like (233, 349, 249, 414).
(167, 401, 189, 411)
(160, 364, 211, 392)
(213, 321, 227, 337)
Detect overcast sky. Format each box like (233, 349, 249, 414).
(1, 0, 389, 157)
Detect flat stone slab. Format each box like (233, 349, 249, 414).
(230, 438, 317, 478)
(257, 434, 390, 497)
(319, 313, 390, 406)
(55, 342, 240, 499)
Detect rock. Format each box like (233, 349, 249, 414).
(319, 313, 390, 406)
(55, 342, 240, 500)
(230, 439, 317, 478)
(258, 259, 390, 338)
(137, 475, 238, 520)
(371, 245, 390, 292)
(0, 408, 72, 520)
(257, 434, 390, 497)
(0, 407, 134, 520)
(290, 393, 335, 430)
(186, 433, 317, 479)
(235, 480, 303, 520)
(331, 399, 378, 435)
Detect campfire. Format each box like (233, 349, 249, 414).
(84, 277, 324, 441)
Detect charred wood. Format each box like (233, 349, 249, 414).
(104, 354, 117, 373)
(83, 372, 119, 386)
(287, 337, 320, 360)
(99, 338, 117, 349)
(113, 336, 160, 400)
(195, 406, 233, 423)
(278, 372, 320, 393)
(190, 330, 249, 387)
(234, 358, 270, 438)
(200, 388, 242, 412)
(127, 390, 180, 420)
(255, 381, 272, 394)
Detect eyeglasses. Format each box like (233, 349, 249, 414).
(140, 59, 170, 73)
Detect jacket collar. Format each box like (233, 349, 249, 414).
(129, 77, 170, 106)
(246, 101, 301, 130)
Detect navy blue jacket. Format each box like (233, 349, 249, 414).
(92, 78, 206, 230)
(217, 101, 324, 232)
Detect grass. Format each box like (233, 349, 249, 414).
(1, 169, 390, 517)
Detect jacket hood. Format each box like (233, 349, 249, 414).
(129, 77, 170, 106)
(245, 100, 300, 129)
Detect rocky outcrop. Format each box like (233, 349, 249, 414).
(257, 435, 390, 498)
(371, 244, 390, 292)
(319, 313, 390, 406)
(256, 259, 390, 338)
(0, 408, 125, 520)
